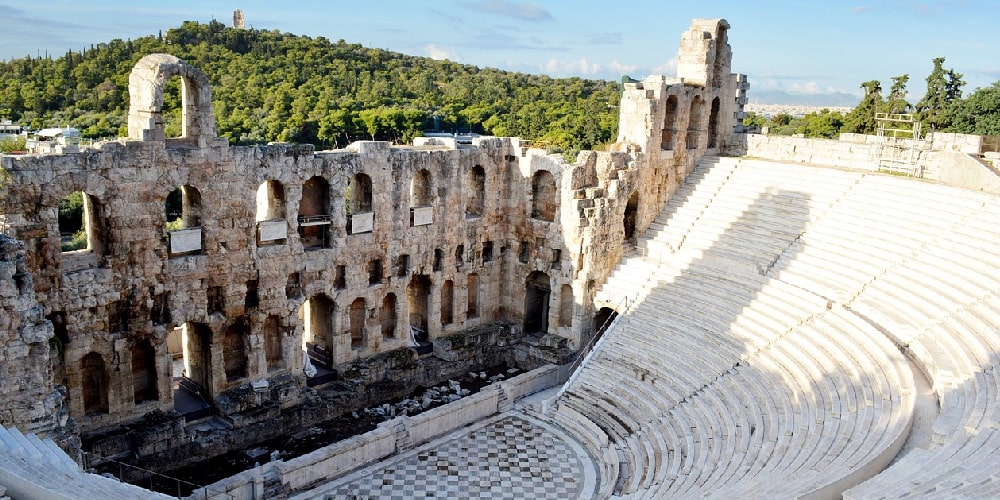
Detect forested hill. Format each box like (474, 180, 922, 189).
(0, 20, 621, 153)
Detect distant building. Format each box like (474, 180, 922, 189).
(233, 9, 245, 29)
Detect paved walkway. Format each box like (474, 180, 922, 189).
(295, 412, 598, 499)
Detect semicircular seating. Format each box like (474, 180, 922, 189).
(545, 156, 1000, 498)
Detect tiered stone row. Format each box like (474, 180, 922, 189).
(0, 425, 168, 499)
(550, 155, 1000, 498)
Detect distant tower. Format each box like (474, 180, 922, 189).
(233, 9, 245, 29)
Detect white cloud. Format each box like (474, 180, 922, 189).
(608, 60, 639, 75)
(425, 44, 455, 61)
(651, 57, 678, 76)
(542, 57, 602, 76)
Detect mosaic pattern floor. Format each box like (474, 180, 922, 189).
(302, 413, 596, 499)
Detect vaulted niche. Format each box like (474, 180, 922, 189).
(298, 175, 331, 249)
(81, 352, 109, 415)
(381, 293, 397, 339)
(349, 298, 366, 350)
(407, 274, 432, 337)
(347, 172, 373, 235)
(559, 284, 574, 328)
(531, 170, 556, 222)
(687, 95, 705, 150)
(256, 179, 287, 245)
(131, 339, 158, 404)
(524, 271, 551, 335)
(441, 280, 454, 325)
(223, 322, 248, 382)
(165, 185, 203, 256)
(661, 95, 679, 150)
(624, 190, 640, 245)
(708, 96, 721, 148)
(264, 315, 284, 371)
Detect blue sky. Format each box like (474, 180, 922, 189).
(1, 0, 997, 102)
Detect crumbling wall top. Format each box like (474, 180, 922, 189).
(127, 53, 217, 147)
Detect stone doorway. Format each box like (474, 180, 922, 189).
(524, 271, 551, 335)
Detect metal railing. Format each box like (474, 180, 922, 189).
(80, 450, 236, 499)
(556, 294, 631, 400)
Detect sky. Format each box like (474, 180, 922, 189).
(1, 0, 998, 104)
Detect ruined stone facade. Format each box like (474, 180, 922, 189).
(0, 19, 744, 460)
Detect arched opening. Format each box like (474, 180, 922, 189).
(594, 307, 619, 336)
(466, 165, 485, 218)
(300, 295, 335, 353)
(167, 323, 213, 419)
(298, 176, 331, 249)
(708, 96, 721, 148)
(467, 273, 479, 318)
(410, 169, 433, 207)
(256, 179, 287, 245)
(531, 170, 557, 222)
(687, 96, 704, 150)
(407, 275, 432, 337)
(624, 190, 640, 245)
(223, 322, 248, 382)
(131, 339, 158, 404)
(264, 315, 283, 371)
(524, 271, 551, 335)
(165, 185, 203, 255)
(347, 172, 373, 234)
(127, 53, 216, 145)
(661, 95, 679, 150)
(58, 191, 105, 255)
(381, 293, 397, 339)
(559, 284, 574, 328)
(349, 297, 366, 350)
(81, 352, 109, 415)
(441, 280, 454, 325)
(712, 23, 729, 88)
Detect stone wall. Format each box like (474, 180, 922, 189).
(0, 18, 746, 461)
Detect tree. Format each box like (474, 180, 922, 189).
(949, 82, 1000, 136)
(843, 80, 883, 134)
(916, 57, 964, 131)
(886, 74, 910, 114)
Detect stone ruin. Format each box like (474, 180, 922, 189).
(0, 19, 745, 473)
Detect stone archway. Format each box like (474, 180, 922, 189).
(524, 271, 551, 335)
(127, 53, 217, 146)
(624, 190, 640, 245)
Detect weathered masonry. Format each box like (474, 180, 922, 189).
(0, 19, 746, 461)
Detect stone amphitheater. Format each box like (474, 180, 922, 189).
(2, 17, 1000, 499)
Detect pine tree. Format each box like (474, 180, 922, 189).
(886, 74, 910, 114)
(843, 80, 883, 134)
(916, 57, 964, 131)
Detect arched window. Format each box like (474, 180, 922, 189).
(381, 293, 397, 339)
(441, 280, 454, 325)
(127, 53, 216, 145)
(347, 173, 373, 234)
(708, 97, 721, 148)
(299, 176, 331, 249)
(531, 171, 557, 222)
(687, 96, 705, 150)
(178, 323, 213, 397)
(256, 180, 287, 244)
(165, 185, 203, 255)
(223, 323, 248, 382)
(81, 352, 109, 414)
(132, 339, 158, 404)
(407, 275, 432, 334)
(524, 272, 551, 334)
(300, 295, 335, 352)
(661, 95, 679, 150)
(59, 191, 106, 255)
(410, 169, 433, 207)
(349, 298, 366, 349)
(466, 165, 485, 218)
(594, 307, 619, 336)
(264, 315, 283, 371)
(467, 273, 479, 318)
(559, 284, 574, 327)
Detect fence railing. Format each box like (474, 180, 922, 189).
(80, 450, 236, 499)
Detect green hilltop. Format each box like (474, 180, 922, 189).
(0, 20, 621, 154)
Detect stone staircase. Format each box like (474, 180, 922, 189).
(0, 425, 168, 499)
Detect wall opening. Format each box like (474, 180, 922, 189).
(381, 293, 397, 339)
(349, 297, 366, 350)
(264, 315, 283, 371)
(708, 96, 721, 148)
(455, 245, 465, 268)
(687, 96, 704, 150)
(407, 274, 432, 335)
(335, 265, 347, 289)
(594, 307, 619, 336)
(300, 294, 335, 353)
(131, 339, 158, 404)
(712, 24, 729, 88)
(466, 165, 485, 218)
(245, 279, 259, 310)
(395, 254, 410, 277)
(661, 95, 679, 150)
(223, 322, 248, 382)
(58, 191, 105, 255)
(624, 190, 640, 244)
(256, 179, 287, 245)
(519, 241, 530, 264)
(347, 173, 374, 234)
(298, 175, 331, 249)
(559, 284, 574, 327)
(524, 271, 551, 335)
(410, 169, 433, 207)
(531, 170, 557, 222)
(441, 280, 454, 325)
(368, 258, 383, 285)
(482, 241, 494, 263)
(165, 185, 203, 229)
(207, 285, 225, 315)
(467, 273, 479, 318)
(433, 248, 444, 272)
(81, 352, 109, 415)
(285, 272, 301, 300)
(178, 323, 213, 397)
